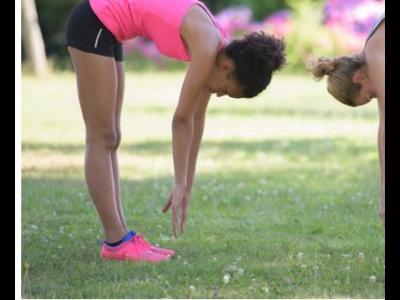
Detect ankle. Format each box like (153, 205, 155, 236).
(104, 228, 128, 243)
(105, 231, 135, 247)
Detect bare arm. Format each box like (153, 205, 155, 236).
(167, 11, 220, 237)
(378, 107, 384, 223)
(171, 44, 217, 186)
(365, 23, 385, 222)
(162, 89, 211, 232)
(186, 88, 211, 191)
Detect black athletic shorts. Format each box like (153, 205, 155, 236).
(66, 0, 123, 61)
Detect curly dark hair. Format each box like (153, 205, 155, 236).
(223, 32, 286, 98)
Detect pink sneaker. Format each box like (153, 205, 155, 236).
(135, 233, 176, 257)
(101, 234, 171, 263)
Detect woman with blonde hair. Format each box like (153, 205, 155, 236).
(309, 14, 385, 223)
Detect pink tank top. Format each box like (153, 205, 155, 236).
(88, 0, 227, 61)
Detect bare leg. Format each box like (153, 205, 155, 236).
(113, 61, 129, 232)
(68, 47, 127, 243)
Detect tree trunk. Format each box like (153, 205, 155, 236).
(21, 0, 48, 76)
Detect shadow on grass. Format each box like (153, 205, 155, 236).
(22, 136, 376, 162)
(129, 104, 377, 120)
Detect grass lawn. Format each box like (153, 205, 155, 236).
(20, 71, 384, 298)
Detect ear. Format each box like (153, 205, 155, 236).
(352, 69, 366, 84)
(220, 57, 234, 72)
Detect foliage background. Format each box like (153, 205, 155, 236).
(27, 0, 384, 72)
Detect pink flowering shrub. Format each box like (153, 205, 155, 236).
(122, 0, 384, 70)
(324, 0, 384, 52)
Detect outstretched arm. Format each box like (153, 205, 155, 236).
(365, 23, 385, 223)
(163, 88, 211, 231)
(186, 88, 211, 191)
(181, 89, 211, 230)
(378, 108, 384, 223)
(167, 15, 220, 237)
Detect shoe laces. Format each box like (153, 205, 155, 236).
(136, 234, 152, 246)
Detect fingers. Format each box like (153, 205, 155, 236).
(180, 196, 188, 233)
(172, 203, 179, 239)
(162, 194, 172, 213)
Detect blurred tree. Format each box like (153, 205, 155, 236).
(34, 0, 80, 66)
(284, 0, 342, 72)
(22, 0, 48, 76)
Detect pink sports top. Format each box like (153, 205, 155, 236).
(88, 0, 227, 61)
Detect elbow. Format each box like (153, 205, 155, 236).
(172, 115, 190, 131)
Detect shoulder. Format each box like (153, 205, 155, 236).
(180, 5, 220, 56)
(365, 21, 385, 55)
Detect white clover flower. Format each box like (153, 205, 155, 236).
(297, 252, 304, 259)
(369, 276, 377, 283)
(188, 285, 196, 292)
(263, 286, 270, 293)
(223, 274, 230, 284)
(358, 252, 365, 259)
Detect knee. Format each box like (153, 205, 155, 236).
(115, 131, 122, 150)
(87, 131, 120, 150)
(115, 128, 122, 149)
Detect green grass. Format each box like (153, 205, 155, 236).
(21, 71, 384, 298)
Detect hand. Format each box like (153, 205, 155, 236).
(162, 184, 191, 238)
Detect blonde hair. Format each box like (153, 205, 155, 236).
(308, 55, 365, 106)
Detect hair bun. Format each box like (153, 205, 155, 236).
(308, 57, 336, 80)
